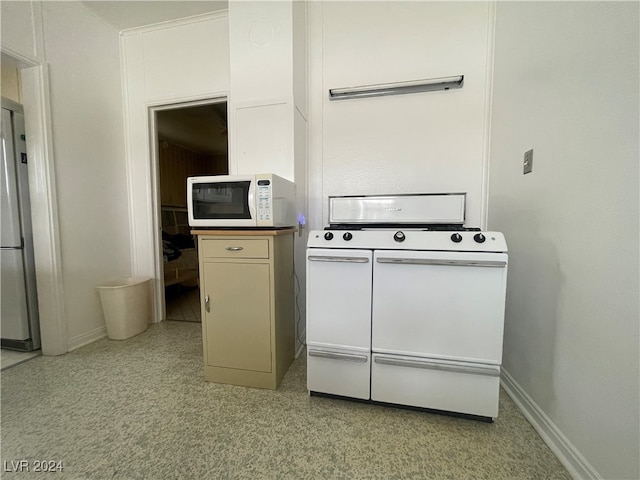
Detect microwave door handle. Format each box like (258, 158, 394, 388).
(247, 182, 256, 221)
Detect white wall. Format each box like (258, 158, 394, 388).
(227, 1, 308, 350)
(1, 1, 131, 352)
(0, 0, 44, 62)
(228, 1, 298, 181)
(121, 13, 230, 322)
(308, 1, 494, 229)
(489, 2, 639, 479)
(228, 1, 293, 103)
(41, 2, 132, 349)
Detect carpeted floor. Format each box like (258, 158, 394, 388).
(0, 321, 571, 479)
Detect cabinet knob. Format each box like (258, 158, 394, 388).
(205, 294, 210, 313)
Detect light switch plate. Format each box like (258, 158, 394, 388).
(523, 149, 533, 174)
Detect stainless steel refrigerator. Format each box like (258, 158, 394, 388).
(1, 98, 40, 351)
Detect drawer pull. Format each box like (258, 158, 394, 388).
(376, 257, 506, 268)
(225, 246, 244, 252)
(308, 255, 369, 263)
(374, 356, 500, 377)
(308, 349, 368, 363)
(204, 295, 210, 313)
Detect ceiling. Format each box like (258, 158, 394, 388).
(81, 1, 228, 31)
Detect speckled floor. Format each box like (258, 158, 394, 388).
(1, 321, 571, 480)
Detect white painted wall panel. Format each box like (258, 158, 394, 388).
(235, 99, 293, 180)
(311, 2, 493, 228)
(292, 0, 307, 117)
(142, 16, 229, 101)
(121, 33, 153, 281)
(228, 1, 293, 102)
(0, 1, 42, 62)
(41, 2, 131, 347)
(489, 3, 639, 479)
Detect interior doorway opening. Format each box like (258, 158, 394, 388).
(153, 99, 228, 323)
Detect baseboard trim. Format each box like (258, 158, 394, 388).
(501, 369, 602, 480)
(67, 325, 107, 352)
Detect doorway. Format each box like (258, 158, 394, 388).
(153, 99, 228, 323)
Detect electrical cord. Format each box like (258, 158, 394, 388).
(292, 253, 306, 348)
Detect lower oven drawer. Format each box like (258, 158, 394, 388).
(371, 354, 501, 418)
(307, 346, 370, 400)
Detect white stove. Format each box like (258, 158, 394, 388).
(306, 194, 508, 421)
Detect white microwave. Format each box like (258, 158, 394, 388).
(187, 174, 296, 228)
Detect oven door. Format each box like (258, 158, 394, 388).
(371, 250, 508, 363)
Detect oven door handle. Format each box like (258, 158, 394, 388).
(308, 349, 369, 363)
(376, 258, 506, 268)
(308, 255, 370, 263)
(374, 355, 500, 377)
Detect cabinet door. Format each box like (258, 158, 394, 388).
(203, 261, 272, 372)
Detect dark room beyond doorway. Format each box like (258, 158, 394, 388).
(156, 101, 228, 322)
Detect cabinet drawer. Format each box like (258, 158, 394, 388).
(307, 346, 371, 400)
(201, 239, 269, 259)
(371, 354, 500, 418)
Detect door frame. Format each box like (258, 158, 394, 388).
(148, 96, 228, 322)
(2, 50, 67, 355)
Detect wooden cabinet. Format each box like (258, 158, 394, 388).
(195, 229, 295, 389)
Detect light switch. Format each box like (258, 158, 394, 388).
(523, 149, 533, 174)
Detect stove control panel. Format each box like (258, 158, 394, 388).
(308, 230, 508, 253)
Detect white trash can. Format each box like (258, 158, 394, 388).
(96, 277, 151, 340)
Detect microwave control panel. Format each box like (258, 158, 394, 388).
(256, 180, 272, 221)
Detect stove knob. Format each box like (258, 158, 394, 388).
(451, 233, 463, 243)
(474, 233, 486, 243)
(343, 232, 353, 241)
(393, 231, 406, 243)
(324, 232, 334, 241)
